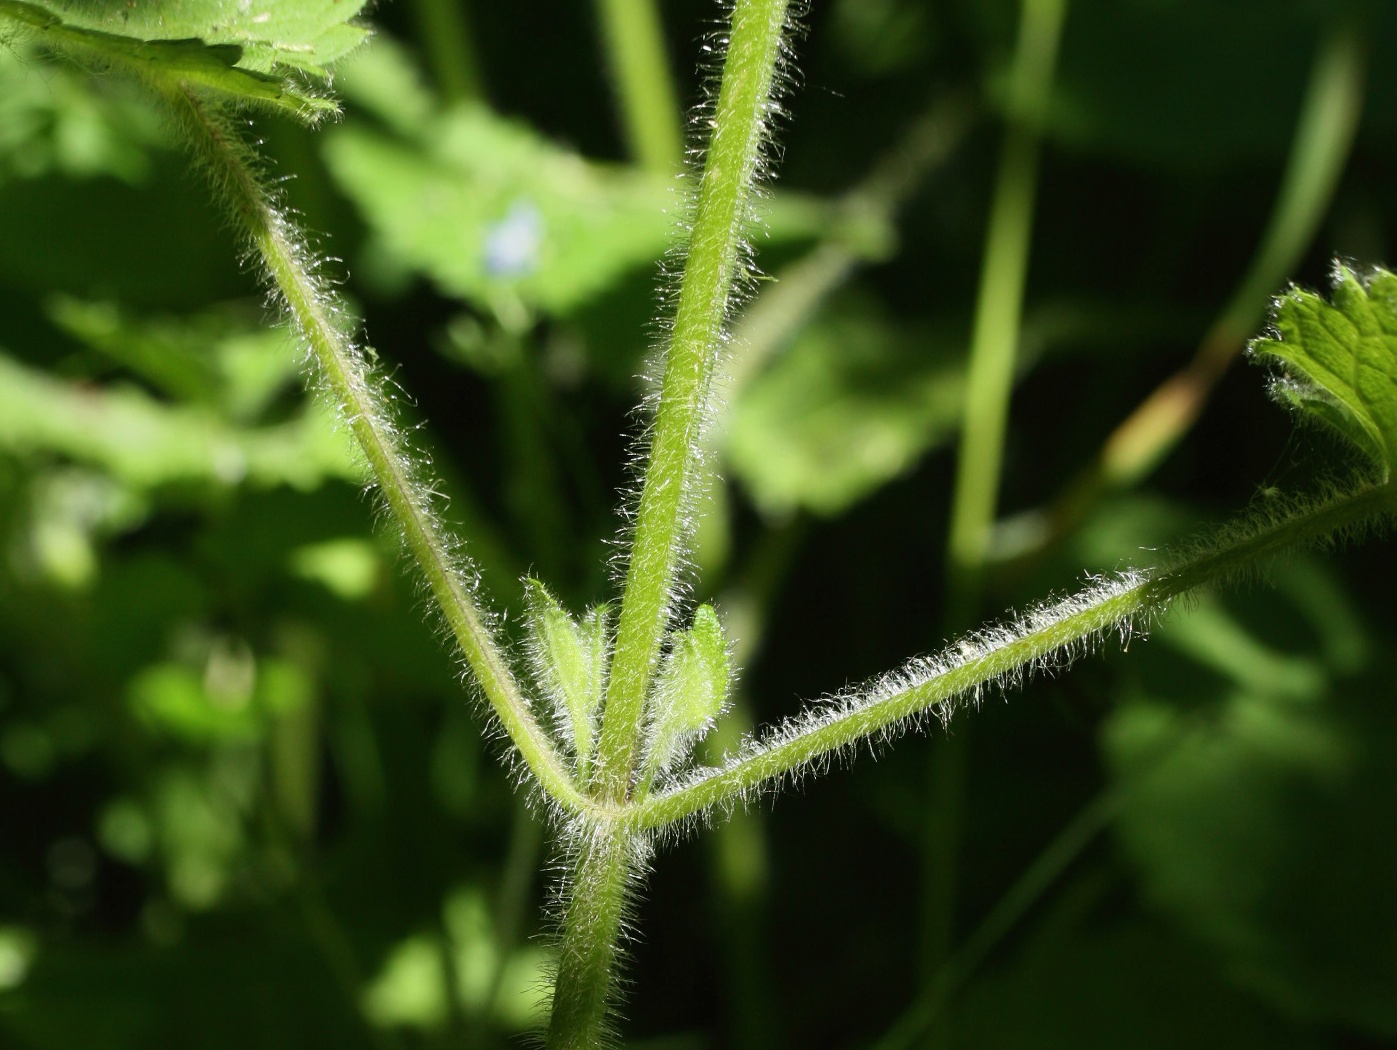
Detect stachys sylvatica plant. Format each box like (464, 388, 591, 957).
(2, 0, 1393, 1046)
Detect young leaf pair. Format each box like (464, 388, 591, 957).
(524, 583, 729, 796)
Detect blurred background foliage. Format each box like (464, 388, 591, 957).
(1, 0, 1396, 1047)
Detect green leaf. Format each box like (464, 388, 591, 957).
(1249, 266, 1397, 479)
(129, 656, 311, 744)
(0, 349, 360, 491)
(641, 605, 730, 782)
(0, 0, 366, 119)
(1105, 669, 1397, 1036)
(0, 34, 167, 184)
(48, 298, 303, 421)
(727, 302, 964, 516)
(523, 580, 610, 777)
(323, 97, 833, 318)
(334, 32, 435, 138)
(323, 105, 679, 317)
(3, 0, 368, 75)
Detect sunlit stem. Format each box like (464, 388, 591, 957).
(627, 482, 1394, 832)
(594, 0, 792, 804)
(1001, 22, 1366, 566)
(163, 86, 588, 814)
(945, 0, 1068, 617)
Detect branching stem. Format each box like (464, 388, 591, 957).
(626, 481, 1394, 832)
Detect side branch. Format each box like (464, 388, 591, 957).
(163, 87, 586, 812)
(630, 482, 1395, 832)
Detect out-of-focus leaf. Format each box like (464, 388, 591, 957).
(335, 33, 435, 137)
(152, 765, 251, 909)
(324, 100, 832, 318)
(1156, 596, 1328, 701)
(129, 655, 311, 744)
(2, 0, 369, 76)
(0, 1, 353, 121)
(288, 538, 381, 601)
(726, 304, 963, 516)
(48, 298, 303, 421)
(442, 885, 552, 1028)
(956, 916, 1327, 1049)
(362, 933, 450, 1031)
(14, 468, 145, 589)
(362, 884, 553, 1033)
(0, 37, 166, 184)
(1249, 266, 1397, 478)
(0, 926, 37, 992)
(1105, 669, 1397, 1035)
(0, 350, 360, 490)
(323, 105, 678, 317)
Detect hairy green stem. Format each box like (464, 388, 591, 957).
(595, 0, 792, 803)
(161, 86, 587, 813)
(545, 827, 639, 1049)
(627, 482, 1394, 831)
(594, 0, 684, 173)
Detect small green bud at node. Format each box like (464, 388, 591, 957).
(639, 604, 730, 790)
(523, 579, 611, 781)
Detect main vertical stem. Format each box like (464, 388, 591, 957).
(594, 0, 791, 804)
(547, 3, 793, 1043)
(546, 827, 638, 1049)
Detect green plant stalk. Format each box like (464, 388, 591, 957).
(945, 0, 1067, 613)
(595, 0, 791, 804)
(407, 0, 485, 104)
(1008, 22, 1366, 564)
(545, 826, 638, 1049)
(594, 0, 684, 173)
(931, 0, 1066, 1016)
(627, 481, 1394, 831)
(160, 84, 588, 814)
(1097, 21, 1365, 492)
